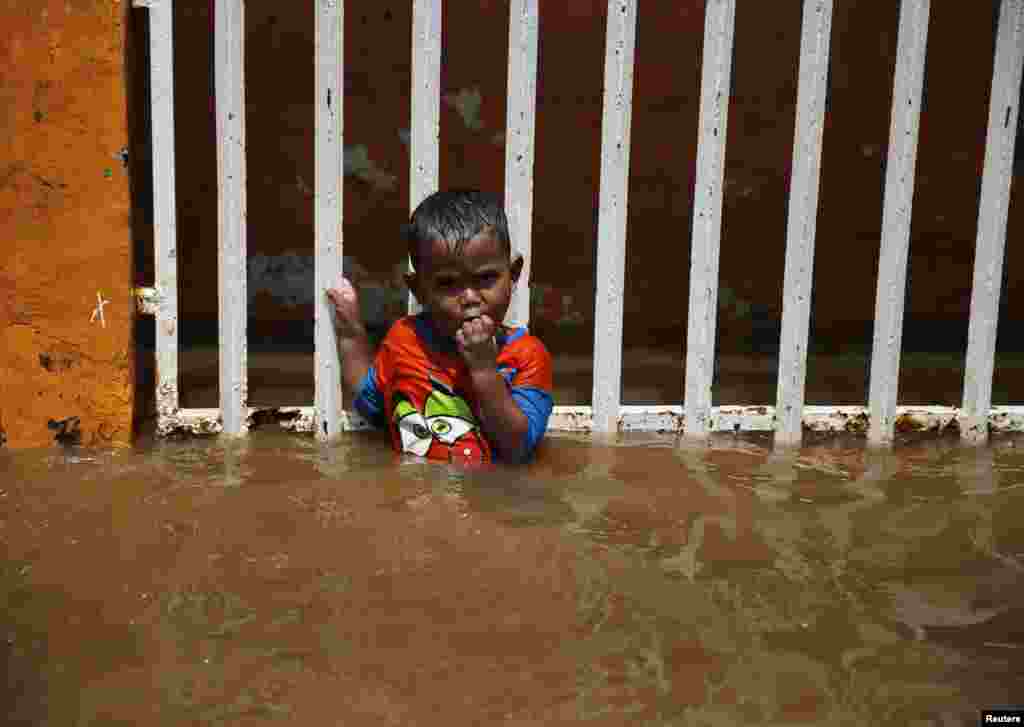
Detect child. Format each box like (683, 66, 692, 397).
(327, 190, 553, 465)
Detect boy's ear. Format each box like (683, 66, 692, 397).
(510, 255, 524, 284)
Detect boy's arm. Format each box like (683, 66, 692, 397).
(469, 369, 531, 463)
(327, 278, 373, 396)
(338, 335, 373, 395)
(458, 316, 552, 463)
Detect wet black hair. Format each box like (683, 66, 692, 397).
(405, 189, 512, 271)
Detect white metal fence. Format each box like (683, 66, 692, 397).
(133, 0, 1024, 445)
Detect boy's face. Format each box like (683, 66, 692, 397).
(406, 231, 523, 339)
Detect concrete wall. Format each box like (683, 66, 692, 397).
(1, 0, 135, 448)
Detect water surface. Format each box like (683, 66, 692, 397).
(1, 431, 1022, 725)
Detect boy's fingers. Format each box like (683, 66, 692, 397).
(331, 278, 355, 297)
(461, 322, 482, 344)
(327, 284, 355, 304)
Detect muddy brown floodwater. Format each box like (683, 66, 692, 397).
(1, 431, 1023, 726)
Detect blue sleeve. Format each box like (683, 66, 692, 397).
(509, 385, 554, 462)
(353, 365, 387, 428)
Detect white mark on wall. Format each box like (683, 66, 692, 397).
(89, 291, 110, 328)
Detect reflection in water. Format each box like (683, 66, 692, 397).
(1, 432, 1022, 724)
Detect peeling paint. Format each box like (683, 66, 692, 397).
(38, 348, 80, 372)
(544, 405, 1024, 439)
(47, 415, 81, 445)
(276, 407, 316, 433)
(156, 407, 221, 438)
(149, 403, 1024, 443)
(153, 379, 181, 437)
(155, 407, 374, 439)
(133, 286, 161, 315)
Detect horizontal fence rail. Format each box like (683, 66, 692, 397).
(132, 0, 1024, 447)
(154, 405, 1024, 438)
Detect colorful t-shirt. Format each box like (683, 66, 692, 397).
(352, 313, 554, 464)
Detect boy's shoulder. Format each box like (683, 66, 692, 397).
(376, 315, 424, 348)
(498, 327, 552, 390)
(498, 325, 550, 360)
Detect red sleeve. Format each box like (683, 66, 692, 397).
(508, 336, 553, 391)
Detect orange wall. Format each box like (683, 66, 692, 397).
(0, 0, 134, 448)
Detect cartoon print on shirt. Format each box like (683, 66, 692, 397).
(391, 375, 491, 462)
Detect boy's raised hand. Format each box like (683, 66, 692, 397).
(326, 277, 366, 340)
(456, 314, 498, 371)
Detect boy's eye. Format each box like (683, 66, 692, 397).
(435, 277, 458, 289)
(477, 272, 499, 286)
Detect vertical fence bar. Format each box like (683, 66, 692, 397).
(504, 0, 539, 328)
(774, 0, 833, 446)
(683, 0, 736, 438)
(867, 0, 931, 445)
(961, 0, 1024, 443)
(408, 0, 442, 315)
(147, 0, 180, 434)
(315, 0, 344, 440)
(591, 0, 638, 434)
(215, 0, 248, 435)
